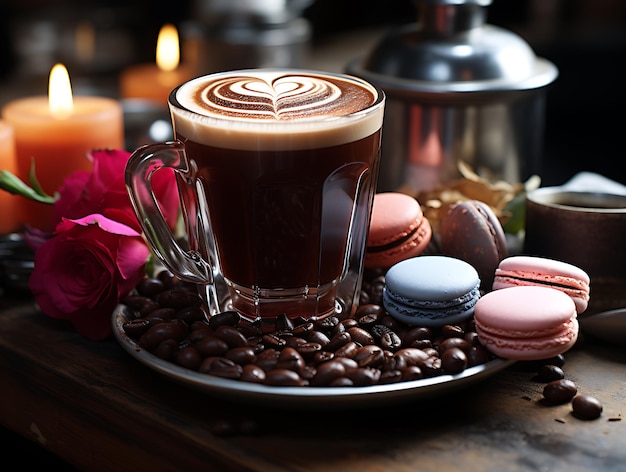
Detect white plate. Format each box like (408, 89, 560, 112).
(112, 304, 514, 408)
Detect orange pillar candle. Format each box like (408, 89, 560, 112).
(2, 64, 124, 231)
(0, 121, 21, 234)
(120, 24, 193, 105)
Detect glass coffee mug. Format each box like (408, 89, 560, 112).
(125, 69, 385, 329)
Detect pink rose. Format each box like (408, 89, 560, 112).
(29, 213, 151, 340)
(53, 149, 179, 233)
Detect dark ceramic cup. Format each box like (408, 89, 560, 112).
(524, 187, 626, 314)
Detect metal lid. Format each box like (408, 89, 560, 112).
(347, 0, 557, 98)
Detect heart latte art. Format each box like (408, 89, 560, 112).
(171, 69, 384, 151)
(175, 71, 378, 120)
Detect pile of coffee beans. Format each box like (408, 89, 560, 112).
(121, 269, 495, 388)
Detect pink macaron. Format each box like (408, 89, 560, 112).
(474, 285, 579, 361)
(365, 192, 432, 269)
(492, 255, 590, 314)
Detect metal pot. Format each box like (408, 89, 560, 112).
(183, 0, 313, 73)
(346, 0, 558, 193)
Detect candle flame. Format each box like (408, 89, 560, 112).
(48, 63, 74, 119)
(156, 24, 180, 72)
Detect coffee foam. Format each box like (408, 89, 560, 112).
(171, 70, 384, 151)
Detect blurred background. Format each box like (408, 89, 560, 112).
(1, 0, 625, 186)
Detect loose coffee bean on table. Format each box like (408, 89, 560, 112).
(120, 270, 496, 388)
(572, 395, 603, 420)
(536, 364, 565, 382)
(542, 379, 578, 404)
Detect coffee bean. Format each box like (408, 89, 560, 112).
(123, 318, 151, 337)
(383, 353, 406, 372)
(421, 356, 443, 377)
(367, 276, 385, 305)
(441, 347, 468, 374)
(156, 270, 178, 288)
(262, 333, 286, 349)
(240, 364, 266, 384)
(401, 365, 424, 381)
(467, 345, 491, 367)
(313, 351, 334, 364)
(284, 337, 307, 349)
(543, 379, 577, 404)
(355, 304, 384, 327)
(139, 320, 188, 349)
(226, 346, 257, 365)
(334, 341, 359, 359)
(195, 335, 229, 357)
(354, 345, 385, 368)
(464, 331, 481, 347)
(403, 326, 433, 345)
(153, 338, 178, 360)
(438, 337, 471, 355)
(394, 348, 429, 367)
(311, 359, 347, 386)
(316, 315, 340, 332)
(145, 307, 176, 322)
(208, 310, 241, 329)
(341, 318, 359, 330)
(541, 354, 565, 368)
(255, 349, 279, 372)
(265, 369, 308, 386)
(175, 346, 202, 370)
(307, 330, 331, 347)
(292, 322, 314, 337)
(326, 331, 351, 352)
(347, 326, 375, 346)
(329, 377, 354, 387)
(294, 342, 323, 361)
(156, 288, 203, 308)
(347, 367, 381, 386)
(330, 322, 346, 337)
(422, 347, 438, 358)
(275, 347, 305, 371)
(537, 365, 565, 382)
(572, 395, 603, 420)
(379, 370, 403, 384)
(371, 325, 402, 351)
(441, 324, 464, 339)
(123, 295, 159, 313)
(136, 277, 165, 297)
(199, 357, 242, 379)
(408, 339, 433, 350)
(215, 325, 248, 348)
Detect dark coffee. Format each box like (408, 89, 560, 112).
(169, 70, 385, 319)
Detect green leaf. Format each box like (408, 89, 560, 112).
(145, 253, 155, 278)
(28, 157, 49, 197)
(0, 170, 56, 204)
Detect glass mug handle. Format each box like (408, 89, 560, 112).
(125, 141, 222, 315)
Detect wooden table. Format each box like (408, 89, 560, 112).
(1, 296, 625, 472)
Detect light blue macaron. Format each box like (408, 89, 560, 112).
(383, 255, 481, 328)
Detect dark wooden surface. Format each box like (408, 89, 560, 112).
(1, 298, 625, 472)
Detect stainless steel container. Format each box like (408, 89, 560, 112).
(346, 0, 558, 193)
(183, 0, 314, 73)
